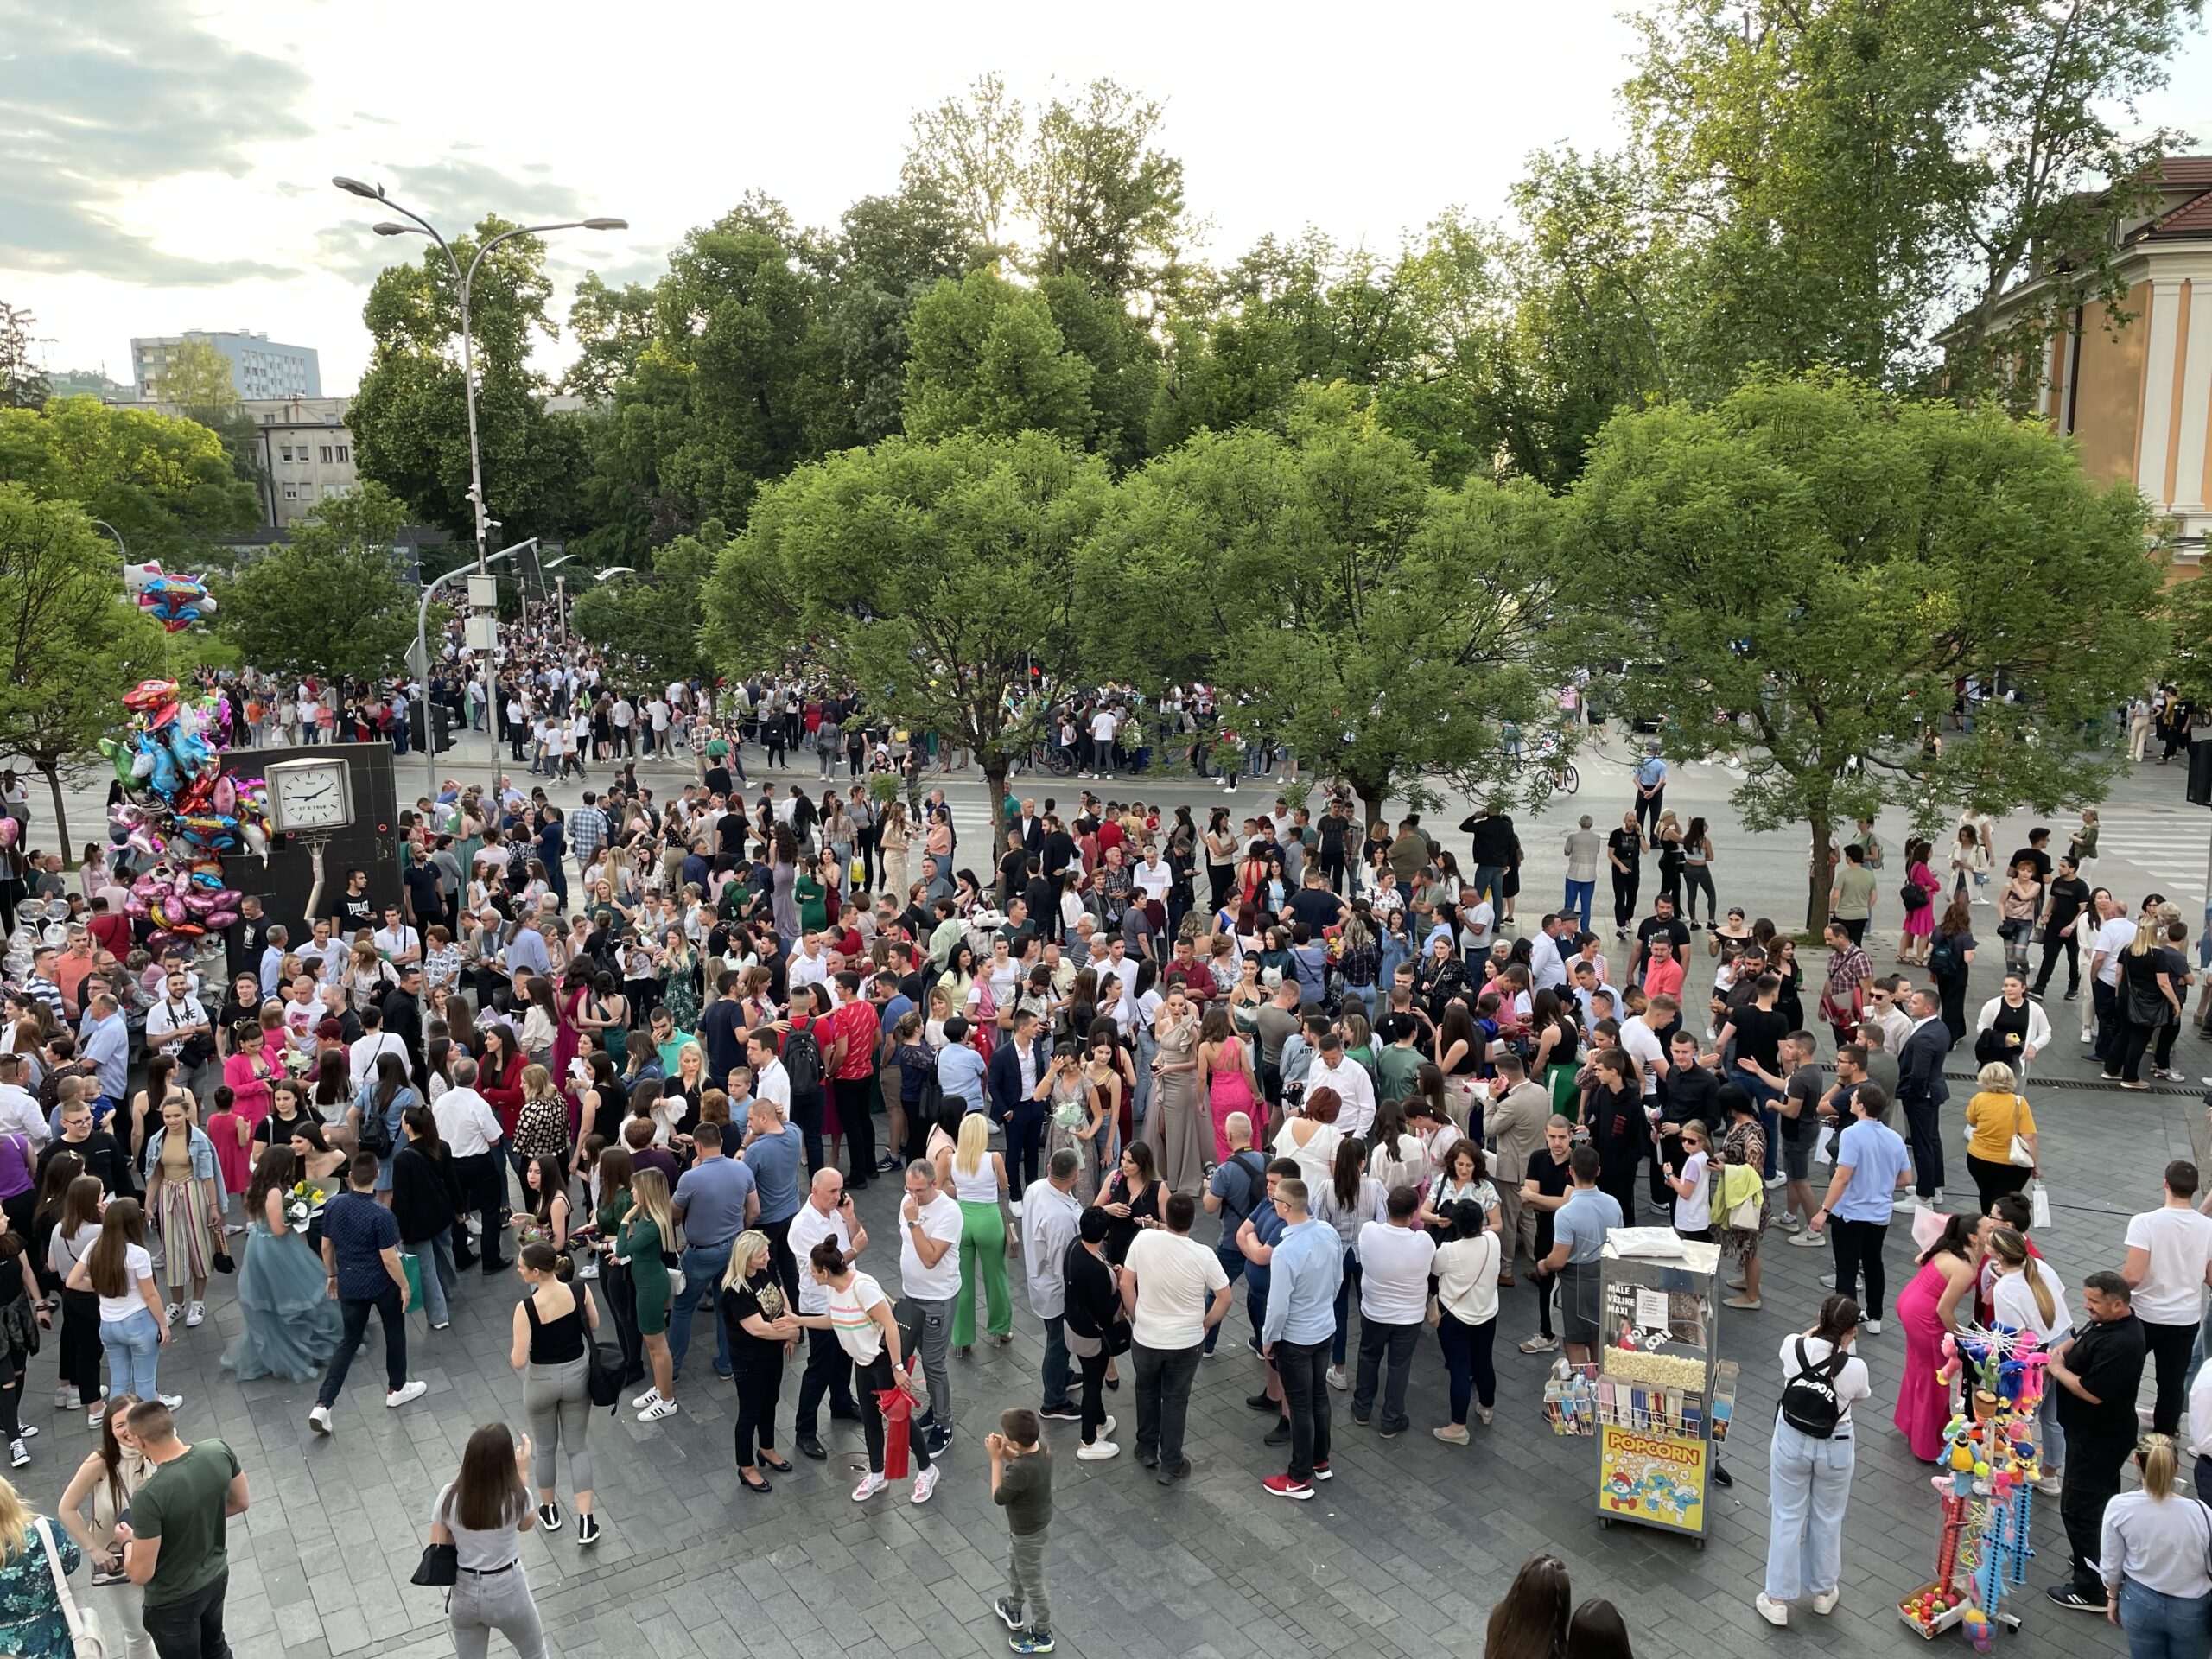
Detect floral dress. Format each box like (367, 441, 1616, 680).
(0, 1519, 81, 1659)
(1720, 1117, 1768, 1267)
(659, 951, 701, 1031)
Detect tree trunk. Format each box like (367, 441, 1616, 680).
(1351, 772, 1390, 842)
(37, 760, 69, 852)
(985, 760, 1012, 863)
(1804, 804, 1835, 935)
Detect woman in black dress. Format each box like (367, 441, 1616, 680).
(719, 1230, 801, 1494)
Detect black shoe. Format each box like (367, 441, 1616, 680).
(739, 1471, 772, 1495)
(2046, 1586, 2105, 1613)
(1711, 1461, 1734, 1487)
(1351, 1410, 1371, 1427)
(2064, 989, 2079, 1001)
(1039, 1404, 1083, 1423)
(796, 1435, 826, 1462)
(481, 1257, 512, 1276)
(454, 1249, 479, 1271)
(828, 1404, 863, 1422)
(1245, 1393, 1277, 1414)
(1137, 1448, 1159, 1468)
(1158, 1458, 1192, 1485)
(1263, 1417, 1291, 1447)
(760, 1452, 792, 1473)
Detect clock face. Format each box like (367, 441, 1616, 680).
(269, 761, 353, 832)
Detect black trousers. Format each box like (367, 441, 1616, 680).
(141, 1567, 232, 1659)
(1828, 1217, 1890, 1319)
(794, 1324, 856, 1434)
(732, 1358, 784, 1465)
(831, 1077, 875, 1189)
(855, 1350, 930, 1475)
(1637, 789, 1664, 837)
(2143, 1319, 2198, 1437)
(59, 1287, 100, 1395)
(792, 1090, 825, 1184)
(1274, 1336, 1332, 1484)
(2063, 1431, 2133, 1600)
(762, 1214, 800, 1313)
(2031, 930, 2079, 995)
(1900, 1093, 1943, 1198)
(454, 1150, 508, 1265)
(1077, 1348, 1110, 1444)
(1611, 871, 1638, 928)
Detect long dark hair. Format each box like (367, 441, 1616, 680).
(446, 1422, 529, 1532)
(1485, 1552, 1572, 1659)
(86, 1198, 146, 1299)
(245, 1145, 297, 1217)
(1919, 1212, 1982, 1267)
(1563, 1599, 1633, 1659)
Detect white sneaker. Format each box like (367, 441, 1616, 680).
(156, 1394, 183, 1410)
(2037, 1475, 2063, 1496)
(1009, 1199, 1024, 1218)
(1755, 1594, 1789, 1627)
(638, 1397, 678, 1422)
(386, 1381, 427, 1409)
(851, 1472, 889, 1501)
(54, 1387, 74, 1411)
(88, 1402, 105, 1428)
(1811, 1591, 1840, 1616)
(15, 1426, 35, 1441)
(1929, 1188, 1945, 1205)
(1077, 1440, 1120, 1461)
(1325, 1366, 1349, 1391)
(1787, 1230, 1825, 1247)
(1862, 1319, 1884, 1337)
(184, 1301, 205, 1329)
(1100, 1414, 1116, 1438)
(911, 1465, 940, 1504)
(7, 1439, 25, 1469)
(631, 1386, 662, 1410)
(308, 1404, 332, 1435)
(163, 1303, 181, 1325)
(1764, 1174, 1786, 1189)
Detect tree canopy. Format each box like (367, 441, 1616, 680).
(212, 481, 422, 681)
(0, 396, 258, 565)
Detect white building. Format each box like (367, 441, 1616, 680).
(130, 330, 321, 401)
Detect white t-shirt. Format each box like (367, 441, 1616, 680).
(1619, 1016, 1665, 1097)
(1134, 861, 1172, 903)
(96, 1239, 155, 1323)
(828, 1269, 890, 1363)
(1990, 1259, 2073, 1343)
(1777, 1334, 1872, 1428)
(1673, 1150, 1711, 1234)
(2125, 1205, 2212, 1325)
(1434, 1232, 1500, 1326)
(753, 1059, 791, 1119)
(1090, 711, 1117, 743)
(899, 1192, 964, 1300)
(785, 1201, 853, 1315)
(1356, 1221, 1437, 1325)
(2094, 916, 2139, 985)
(1124, 1229, 1228, 1350)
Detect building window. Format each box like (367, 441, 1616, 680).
(277, 444, 292, 461)
(283, 484, 299, 499)
(319, 446, 333, 464)
(334, 445, 350, 462)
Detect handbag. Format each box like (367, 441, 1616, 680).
(585, 1338, 624, 1409)
(35, 1516, 107, 1659)
(410, 1541, 460, 1586)
(2005, 1096, 2035, 1169)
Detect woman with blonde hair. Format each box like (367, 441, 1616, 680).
(56, 1393, 151, 1658)
(1985, 1227, 2069, 1494)
(0, 1473, 85, 1659)
(1961, 1061, 2039, 1213)
(945, 1113, 1011, 1354)
(2098, 1433, 2212, 1641)
(719, 1229, 800, 1496)
(618, 1166, 678, 1422)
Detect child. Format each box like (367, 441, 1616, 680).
(987, 1407, 1055, 1655)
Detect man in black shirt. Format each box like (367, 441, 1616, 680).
(1655, 1033, 1719, 1206)
(2047, 1272, 2148, 1611)
(1040, 816, 1077, 898)
(1713, 974, 1790, 1182)
(1286, 869, 1347, 937)
(1516, 1117, 1576, 1353)
(1605, 814, 1643, 939)
(38, 1096, 127, 1194)
(2032, 855, 2093, 1001)
(329, 868, 374, 936)
(1315, 800, 1352, 895)
(1458, 804, 1516, 912)
(1631, 896, 1694, 984)
(223, 896, 269, 983)
(2006, 829, 2053, 891)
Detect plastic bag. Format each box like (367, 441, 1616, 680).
(2030, 1180, 2051, 1230)
(1814, 1126, 1838, 1166)
(1909, 1201, 1947, 1252)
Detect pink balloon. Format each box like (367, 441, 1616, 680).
(0, 818, 16, 849)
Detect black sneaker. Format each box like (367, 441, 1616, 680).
(537, 1502, 562, 1533)
(1245, 1393, 1276, 1413)
(1263, 1417, 1291, 1447)
(1010, 1630, 1056, 1656)
(2046, 1586, 2105, 1613)
(1038, 1404, 1083, 1423)
(576, 1512, 600, 1547)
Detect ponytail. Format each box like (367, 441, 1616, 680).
(2139, 1433, 2179, 1501)
(519, 1241, 573, 1283)
(1987, 1229, 2055, 1328)
(1809, 1294, 1862, 1346)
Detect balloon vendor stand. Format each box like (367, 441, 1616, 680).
(1899, 1323, 2051, 1644)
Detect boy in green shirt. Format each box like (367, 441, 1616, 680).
(988, 1407, 1056, 1654)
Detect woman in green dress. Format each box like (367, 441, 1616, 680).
(656, 927, 701, 1033)
(618, 1166, 677, 1423)
(793, 861, 829, 935)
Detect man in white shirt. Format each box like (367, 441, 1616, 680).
(611, 696, 635, 755)
(2089, 893, 2143, 1072)
(1620, 993, 1673, 1102)
(349, 1004, 410, 1094)
(431, 1056, 509, 1272)
(1354, 1186, 1438, 1436)
(2120, 1159, 2212, 1435)
(899, 1161, 964, 1452)
(747, 1030, 791, 1122)
(788, 936, 830, 995)
(372, 904, 421, 969)
(144, 969, 213, 1098)
(1528, 914, 1571, 993)
(0, 1054, 47, 1146)
(785, 1166, 866, 1452)
(1119, 1192, 1232, 1482)
(1022, 1149, 1087, 1421)
(1087, 707, 1117, 779)
(1133, 848, 1172, 907)
(1304, 1033, 1377, 1139)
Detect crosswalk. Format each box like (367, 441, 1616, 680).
(2081, 810, 2212, 908)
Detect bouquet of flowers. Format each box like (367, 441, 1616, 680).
(284, 1179, 327, 1235)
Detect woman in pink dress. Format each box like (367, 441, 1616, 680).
(1892, 1212, 1985, 1460)
(213, 1014, 278, 1197)
(1197, 1004, 1257, 1164)
(1898, 836, 1938, 967)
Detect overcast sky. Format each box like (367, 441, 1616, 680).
(4, 0, 2207, 396)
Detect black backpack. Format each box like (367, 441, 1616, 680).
(1778, 1338, 1852, 1439)
(356, 1091, 396, 1158)
(784, 1027, 823, 1095)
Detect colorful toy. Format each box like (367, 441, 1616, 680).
(123, 563, 219, 633)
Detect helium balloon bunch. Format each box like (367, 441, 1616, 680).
(95, 677, 270, 950)
(122, 562, 219, 633)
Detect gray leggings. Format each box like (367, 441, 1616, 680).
(450, 1563, 546, 1659)
(524, 1354, 593, 1493)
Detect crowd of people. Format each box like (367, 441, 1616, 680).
(0, 625, 2209, 1657)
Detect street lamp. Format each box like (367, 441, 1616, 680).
(89, 519, 129, 561)
(413, 545, 521, 804)
(332, 176, 627, 575)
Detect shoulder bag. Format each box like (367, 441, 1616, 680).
(35, 1516, 106, 1658)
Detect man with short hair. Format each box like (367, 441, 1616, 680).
(1539, 1145, 1621, 1366)
(1023, 1148, 1086, 1423)
(38, 1088, 125, 1193)
(432, 1056, 508, 1273)
(1485, 1053, 1550, 1281)
(1830, 842, 1878, 945)
(1260, 1176, 1344, 1499)
(116, 1398, 249, 1658)
(1121, 1192, 1232, 1484)
(747, 1027, 791, 1123)
(1895, 988, 1951, 1202)
(822, 970, 880, 1189)
(935, 1016, 989, 1116)
(2032, 854, 2093, 1001)
(2088, 890, 2139, 1069)
(309, 1153, 427, 1433)
(1304, 1032, 1376, 1139)
(1352, 1185, 1437, 1438)
(76, 993, 128, 1122)
(1808, 1083, 1911, 1332)
(2045, 1272, 2148, 1612)
(667, 1121, 760, 1384)
(2119, 1160, 2212, 1437)
(787, 1169, 864, 1459)
(743, 1097, 805, 1308)
(901, 1160, 965, 1453)
(146, 969, 213, 1099)
(1821, 921, 1873, 1048)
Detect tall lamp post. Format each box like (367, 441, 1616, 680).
(330, 176, 626, 576)
(414, 545, 520, 804)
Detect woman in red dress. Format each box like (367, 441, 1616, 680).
(1892, 1212, 1984, 1460)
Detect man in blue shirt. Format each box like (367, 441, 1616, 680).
(1634, 746, 1668, 838)
(669, 1122, 760, 1381)
(77, 994, 130, 1118)
(1235, 1160, 1296, 1443)
(1810, 1084, 1912, 1333)
(1541, 1145, 1623, 1365)
(742, 1097, 805, 1306)
(311, 1154, 426, 1433)
(936, 1015, 990, 1115)
(1262, 1178, 1345, 1499)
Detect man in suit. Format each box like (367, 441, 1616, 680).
(1894, 987, 1951, 1202)
(987, 1009, 1051, 1209)
(1010, 799, 1046, 857)
(1039, 814, 1077, 900)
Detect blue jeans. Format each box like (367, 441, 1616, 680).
(1764, 1419, 1854, 1600)
(669, 1239, 734, 1377)
(414, 1229, 458, 1326)
(1435, 1311, 1497, 1424)
(1131, 1028, 1157, 1128)
(1202, 1247, 1247, 1354)
(2119, 1578, 2212, 1659)
(1563, 879, 1594, 934)
(1040, 1313, 1072, 1410)
(1352, 1319, 1420, 1432)
(1330, 1250, 1363, 1367)
(1471, 864, 1505, 906)
(99, 1306, 161, 1400)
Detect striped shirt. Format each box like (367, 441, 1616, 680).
(826, 1269, 890, 1363)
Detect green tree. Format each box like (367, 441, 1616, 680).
(1027, 78, 1192, 308)
(346, 219, 571, 544)
(152, 338, 238, 405)
(0, 396, 258, 564)
(568, 523, 721, 683)
(0, 484, 172, 843)
(1085, 385, 1567, 826)
(903, 268, 1095, 444)
(0, 303, 48, 410)
(903, 72, 1029, 259)
(212, 481, 421, 680)
(702, 431, 1114, 845)
(1571, 373, 2165, 927)
(562, 273, 659, 402)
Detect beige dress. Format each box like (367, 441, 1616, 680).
(1144, 1014, 1207, 1197)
